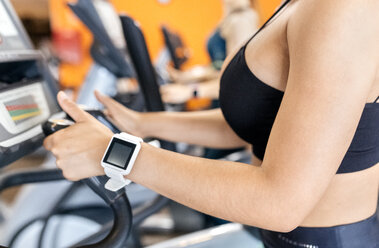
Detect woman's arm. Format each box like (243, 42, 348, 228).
(44, 0, 379, 232)
(95, 91, 247, 149)
(160, 78, 221, 103)
(167, 66, 219, 85)
(142, 109, 246, 148)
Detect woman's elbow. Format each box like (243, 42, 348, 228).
(270, 199, 310, 232)
(243, 213, 300, 233)
(242, 207, 304, 233)
(272, 214, 303, 233)
(245, 199, 308, 233)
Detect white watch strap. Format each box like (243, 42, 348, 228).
(104, 167, 131, 191)
(120, 132, 143, 143)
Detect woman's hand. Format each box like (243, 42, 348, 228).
(94, 91, 144, 137)
(160, 84, 194, 104)
(167, 66, 182, 82)
(44, 92, 113, 181)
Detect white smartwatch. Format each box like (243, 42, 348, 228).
(101, 132, 143, 191)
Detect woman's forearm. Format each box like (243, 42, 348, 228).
(94, 91, 245, 148)
(173, 66, 219, 84)
(128, 143, 295, 232)
(197, 79, 220, 99)
(140, 109, 247, 149)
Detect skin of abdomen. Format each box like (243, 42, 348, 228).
(299, 163, 379, 227)
(252, 154, 379, 227)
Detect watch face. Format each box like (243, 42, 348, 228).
(103, 138, 136, 170)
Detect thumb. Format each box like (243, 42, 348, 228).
(57, 91, 89, 123)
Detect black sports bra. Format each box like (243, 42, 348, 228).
(219, 0, 379, 174)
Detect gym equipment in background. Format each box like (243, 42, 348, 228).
(0, 0, 59, 168)
(68, 0, 143, 111)
(161, 25, 188, 70)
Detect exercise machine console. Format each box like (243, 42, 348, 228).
(0, 1, 132, 247)
(0, 0, 59, 168)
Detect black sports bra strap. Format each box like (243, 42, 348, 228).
(374, 96, 379, 103)
(244, 0, 292, 45)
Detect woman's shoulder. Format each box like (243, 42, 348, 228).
(289, 0, 379, 30)
(286, 0, 379, 53)
(286, 0, 379, 94)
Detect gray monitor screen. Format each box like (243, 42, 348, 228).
(103, 139, 136, 170)
(0, 0, 32, 51)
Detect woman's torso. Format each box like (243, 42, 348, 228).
(220, 0, 379, 228)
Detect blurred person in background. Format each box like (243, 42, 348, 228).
(161, 0, 259, 104)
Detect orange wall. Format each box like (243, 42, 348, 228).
(53, 0, 282, 87)
(110, 0, 281, 68)
(256, 0, 282, 24)
(110, 0, 223, 68)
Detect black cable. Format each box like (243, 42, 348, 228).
(8, 205, 110, 248)
(50, 212, 66, 248)
(0, 169, 64, 193)
(37, 182, 81, 248)
(66, 194, 170, 247)
(133, 196, 170, 227)
(8, 217, 44, 248)
(75, 194, 132, 248)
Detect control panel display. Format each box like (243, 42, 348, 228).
(0, 3, 17, 37)
(5, 95, 41, 125)
(0, 0, 30, 51)
(0, 82, 50, 134)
